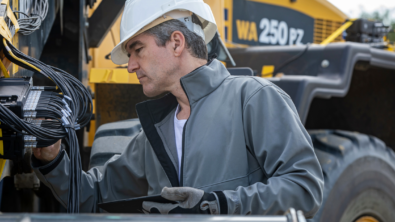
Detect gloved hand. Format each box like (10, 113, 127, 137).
(142, 187, 220, 214)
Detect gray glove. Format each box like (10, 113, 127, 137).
(142, 187, 220, 214)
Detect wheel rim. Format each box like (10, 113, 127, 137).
(355, 216, 379, 222)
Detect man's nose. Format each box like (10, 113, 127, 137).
(127, 56, 140, 73)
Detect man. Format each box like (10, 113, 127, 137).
(32, 0, 324, 216)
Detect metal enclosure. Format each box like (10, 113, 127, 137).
(228, 43, 395, 148)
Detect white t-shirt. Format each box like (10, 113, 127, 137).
(174, 105, 187, 181)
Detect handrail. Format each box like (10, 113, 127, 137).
(320, 19, 357, 46)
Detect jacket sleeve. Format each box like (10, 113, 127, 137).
(220, 83, 324, 217)
(31, 130, 149, 212)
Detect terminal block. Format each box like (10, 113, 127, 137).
(0, 77, 61, 160)
(0, 77, 31, 160)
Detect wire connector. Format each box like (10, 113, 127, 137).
(24, 142, 38, 148)
(24, 135, 37, 142)
(24, 111, 37, 118)
(24, 91, 41, 111)
(63, 95, 72, 101)
(61, 109, 70, 117)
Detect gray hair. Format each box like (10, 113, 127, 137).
(145, 15, 208, 60)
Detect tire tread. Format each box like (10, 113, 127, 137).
(308, 129, 395, 222)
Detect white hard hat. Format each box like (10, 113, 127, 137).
(111, 0, 217, 65)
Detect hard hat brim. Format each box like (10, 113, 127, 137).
(111, 18, 217, 65)
(111, 16, 174, 65)
(111, 1, 217, 65)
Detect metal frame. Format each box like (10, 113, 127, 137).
(88, 0, 124, 48)
(0, 208, 306, 221)
(228, 42, 395, 123)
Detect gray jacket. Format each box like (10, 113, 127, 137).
(32, 59, 324, 216)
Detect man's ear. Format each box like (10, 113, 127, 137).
(170, 31, 186, 57)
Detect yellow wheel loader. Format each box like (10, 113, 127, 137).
(89, 1, 395, 222)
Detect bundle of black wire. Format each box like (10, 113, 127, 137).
(14, 0, 49, 35)
(24, 118, 67, 148)
(33, 139, 59, 147)
(0, 38, 93, 213)
(25, 91, 72, 119)
(0, 105, 66, 141)
(24, 91, 74, 147)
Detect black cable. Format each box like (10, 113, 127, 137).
(269, 44, 310, 76)
(0, 38, 92, 213)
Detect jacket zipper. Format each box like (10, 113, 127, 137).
(179, 81, 190, 187)
(180, 120, 188, 186)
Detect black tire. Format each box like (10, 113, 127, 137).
(308, 130, 395, 222)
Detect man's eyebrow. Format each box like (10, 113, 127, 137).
(127, 40, 143, 51)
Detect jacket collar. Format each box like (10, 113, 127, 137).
(135, 59, 229, 187)
(136, 59, 230, 125)
(180, 59, 230, 105)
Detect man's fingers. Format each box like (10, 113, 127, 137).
(161, 187, 205, 209)
(142, 201, 179, 214)
(32, 139, 62, 163)
(161, 187, 190, 201)
(32, 148, 41, 157)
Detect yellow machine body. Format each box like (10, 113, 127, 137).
(0, 0, 18, 180)
(0, 0, 19, 42)
(222, 0, 347, 48)
(88, 0, 348, 78)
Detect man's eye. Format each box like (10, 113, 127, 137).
(127, 53, 131, 58)
(136, 48, 143, 53)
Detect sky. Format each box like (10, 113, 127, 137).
(327, 0, 395, 22)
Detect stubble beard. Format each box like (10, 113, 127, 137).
(151, 64, 179, 97)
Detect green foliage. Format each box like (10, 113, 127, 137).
(360, 8, 395, 42)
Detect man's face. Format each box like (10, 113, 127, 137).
(125, 33, 178, 97)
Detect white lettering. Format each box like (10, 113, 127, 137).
(296, 29, 304, 45)
(269, 19, 279, 45)
(289, 28, 297, 45)
(278, 21, 288, 45)
(257, 18, 305, 45)
(259, 18, 270, 44)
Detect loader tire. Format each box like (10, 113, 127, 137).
(308, 130, 395, 222)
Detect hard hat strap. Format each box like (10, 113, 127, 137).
(176, 15, 206, 42)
